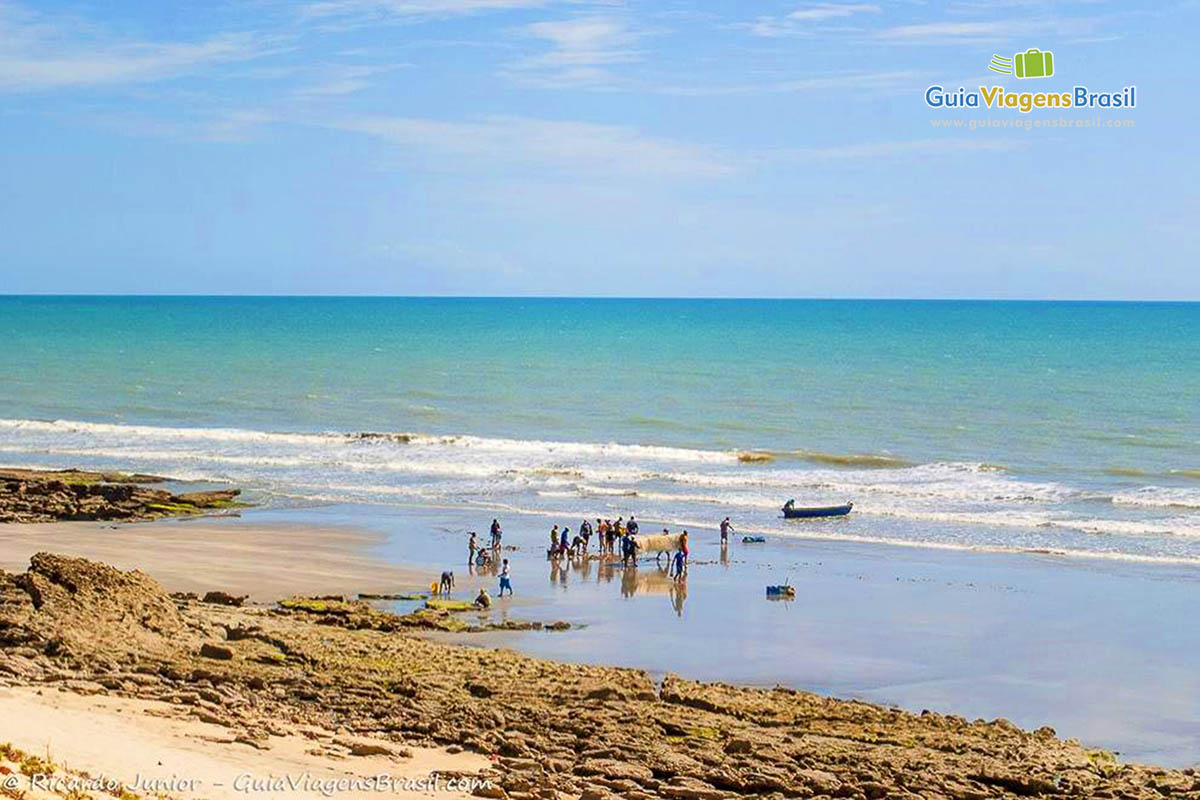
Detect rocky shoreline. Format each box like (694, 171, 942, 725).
(2, 553, 1197, 800)
(0, 468, 245, 523)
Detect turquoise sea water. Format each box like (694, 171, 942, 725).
(1, 296, 1198, 563)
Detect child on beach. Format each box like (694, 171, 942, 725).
(673, 550, 686, 581)
(499, 559, 513, 596)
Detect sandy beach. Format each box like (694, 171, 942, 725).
(4, 503, 1199, 773)
(0, 686, 489, 800)
(4, 544, 1199, 800)
(0, 519, 430, 601)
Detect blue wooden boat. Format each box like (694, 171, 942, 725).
(781, 500, 853, 519)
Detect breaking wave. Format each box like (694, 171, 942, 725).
(1, 417, 1198, 562)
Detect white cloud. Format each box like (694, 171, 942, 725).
(293, 64, 403, 96)
(300, 0, 549, 25)
(0, 35, 273, 92)
(744, 2, 881, 37)
(789, 3, 882, 22)
(876, 15, 1114, 43)
(0, 4, 278, 92)
(524, 17, 640, 66)
(505, 15, 644, 88)
(326, 114, 736, 177)
(876, 21, 1026, 40)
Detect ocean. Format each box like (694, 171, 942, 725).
(2, 296, 1198, 564)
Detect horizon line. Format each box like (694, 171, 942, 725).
(2, 293, 1199, 304)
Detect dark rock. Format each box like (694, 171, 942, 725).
(204, 591, 248, 607)
(467, 681, 494, 698)
(723, 738, 753, 755)
(200, 643, 234, 661)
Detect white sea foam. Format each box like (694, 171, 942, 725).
(1111, 487, 1200, 510)
(2, 417, 1199, 557)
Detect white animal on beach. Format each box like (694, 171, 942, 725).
(630, 533, 683, 560)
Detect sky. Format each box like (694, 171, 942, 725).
(0, 0, 1196, 298)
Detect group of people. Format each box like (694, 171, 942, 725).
(545, 515, 643, 559)
(546, 515, 703, 579)
(460, 519, 513, 597)
(466, 518, 506, 568)
(452, 514, 737, 602)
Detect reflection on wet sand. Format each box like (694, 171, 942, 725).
(547, 555, 688, 614)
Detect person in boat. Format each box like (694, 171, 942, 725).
(783, 499, 796, 512)
(720, 517, 732, 544)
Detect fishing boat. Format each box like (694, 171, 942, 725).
(781, 500, 853, 519)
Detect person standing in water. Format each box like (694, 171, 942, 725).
(499, 559, 513, 596)
(720, 517, 732, 545)
(490, 519, 502, 550)
(680, 530, 690, 564)
(468, 531, 478, 564)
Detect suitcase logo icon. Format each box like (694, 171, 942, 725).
(989, 48, 1055, 79)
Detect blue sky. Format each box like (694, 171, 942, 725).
(0, 0, 1195, 298)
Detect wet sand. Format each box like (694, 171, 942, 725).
(4, 504, 1198, 767)
(0, 519, 431, 601)
(250, 503, 1200, 767)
